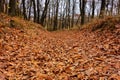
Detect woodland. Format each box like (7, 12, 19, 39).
(0, 0, 120, 80)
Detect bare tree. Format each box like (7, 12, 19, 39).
(53, 0, 60, 30)
(76, 0, 82, 25)
(66, 0, 71, 28)
(31, 0, 37, 22)
(40, 0, 50, 26)
(99, 0, 106, 18)
(1, 0, 120, 30)
(0, 0, 5, 13)
(22, 0, 27, 20)
(28, 0, 32, 20)
(92, 0, 95, 18)
(118, 0, 120, 14)
(105, 0, 110, 15)
(8, 0, 17, 16)
(37, 0, 40, 23)
(81, 0, 86, 25)
(110, 0, 114, 15)
(71, 0, 76, 28)
(61, 0, 66, 29)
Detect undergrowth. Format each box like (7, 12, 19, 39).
(0, 13, 44, 30)
(82, 16, 120, 31)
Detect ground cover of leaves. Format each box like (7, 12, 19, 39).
(0, 15, 120, 80)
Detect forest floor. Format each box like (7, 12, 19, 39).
(0, 14, 120, 80)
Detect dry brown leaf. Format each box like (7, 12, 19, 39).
(109, 74, 120, 80)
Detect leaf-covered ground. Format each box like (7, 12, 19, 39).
(0, 14, 120, 80)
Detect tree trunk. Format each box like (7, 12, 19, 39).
(81, 0, 86, 25)
(8, 0, 16, 16)
(118, 0, 120, 14)
(110, 0, 114, 15)
(22, 0, 27, 20)
(32, 0, 37, 22)
(28, 0, 32, 20)
(37, 0, 40, 23)
(91, 0, 95, 18)
(53, 0, 59, 30)
(76, 0, 81, 25)
(71, 0, 76, 28)
(40, 0, 50, 26)
(0, 0, 5, 13)
(99, 0, 106, 18)
(66, 0, 71, 29)
(61, 2, 66, 29)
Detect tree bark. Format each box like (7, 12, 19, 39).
(99, 0, 106, 18)
(71, 0, 76, 28)
(81, 0, 86, 25)
(8, 0, 17, 16)
(91, 0, 95, 18)
(53, 0, 59, 30)
(76, 0, 81, 25)
(37, 0, 40, 23)
(28, 0, 32, 20)
(40, 0, 50, 26)
(32, 0, 37, 22)
(0, 0, 5, 13)
(22, 0, 27, 20)
(118, 0, 120, 14)
(110, 0, 114, 15)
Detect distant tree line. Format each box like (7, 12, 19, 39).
(0, 0, 120, 30)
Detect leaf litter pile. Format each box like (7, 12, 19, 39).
(0, 15, 120, 80)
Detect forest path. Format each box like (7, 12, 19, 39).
(0, 22, 120, 79)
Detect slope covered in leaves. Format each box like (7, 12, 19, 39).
(0, 14, 120, 80)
